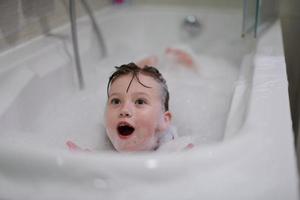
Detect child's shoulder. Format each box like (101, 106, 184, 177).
(157, 126, 194, 152)
(157, 136, 194, 152)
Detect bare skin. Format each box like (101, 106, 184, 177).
(105, 73, 172, 152)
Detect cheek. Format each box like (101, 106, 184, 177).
(105, 108, 115, 126)
(136, 115, 162, 137)
(138, 108, 163, 127)
(137, 112, 154, 125)
(104, 111, 117, 138)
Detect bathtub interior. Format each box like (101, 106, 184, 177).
(0, 5, 298, 200)
(0, 6, 253, 151)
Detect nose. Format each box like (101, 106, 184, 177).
(119, 102, 132, 118)
(119, 111, 132, 118)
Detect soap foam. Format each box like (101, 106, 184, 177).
(33, 51, 238, 150)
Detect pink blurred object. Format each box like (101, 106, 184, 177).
(136, 55, 159, 68)
(113, 0, 124, 4)
(165, 47, 196, 70)
(184, 143, 194, 150)
(66, 140, 91, 152)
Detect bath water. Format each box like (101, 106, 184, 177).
(28, 50, 238, 151)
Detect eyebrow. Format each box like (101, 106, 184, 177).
(108, 92, 121, 98)
(108, 91, 152, 98)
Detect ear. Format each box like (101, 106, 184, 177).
(159, 111, 172, 132)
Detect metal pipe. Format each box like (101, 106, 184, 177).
(241, 0, 248, 37)
(80, 0, 107, 57)
(69, 0, 84, 89)
(254, 0, 261, 38)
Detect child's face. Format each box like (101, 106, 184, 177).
(105, 73, 171, 152)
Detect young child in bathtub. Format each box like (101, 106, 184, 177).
(67, 47, 196, 152)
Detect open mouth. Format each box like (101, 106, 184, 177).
(117, 122, 135, 137)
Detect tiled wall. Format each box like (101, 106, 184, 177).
(131, 0, 242, 8)
(0, 0, 242, 53)
(0, 0, 109, 53)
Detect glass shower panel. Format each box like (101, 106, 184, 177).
(242, 0, 260, 37)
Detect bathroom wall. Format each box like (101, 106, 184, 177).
(0, 0, 110, 53)
(131, 0, 242, 8)
(280, 0, 300, 169)
(0, 0, 242, 54)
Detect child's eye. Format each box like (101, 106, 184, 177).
(110, 98, 121, 105)
(135, 98, 147, 105)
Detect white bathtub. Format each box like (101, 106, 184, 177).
(0, 5, 298, 200)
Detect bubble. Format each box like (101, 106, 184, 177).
(94, 178, 108, 189)
(145, 159, 158, 169)
(33, 51, 238, 149)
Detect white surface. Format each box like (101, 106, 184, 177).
(0, 6, 298, 200)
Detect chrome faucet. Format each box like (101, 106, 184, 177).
(182, 15, 202, 37)
(69, 0, 84, 89)
(69, 0, 107, 90)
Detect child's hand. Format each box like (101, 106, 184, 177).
(184, 143, 194, 150)
(66, 140, 91, 152)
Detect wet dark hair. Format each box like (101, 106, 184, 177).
(107, 62, 169, 111)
